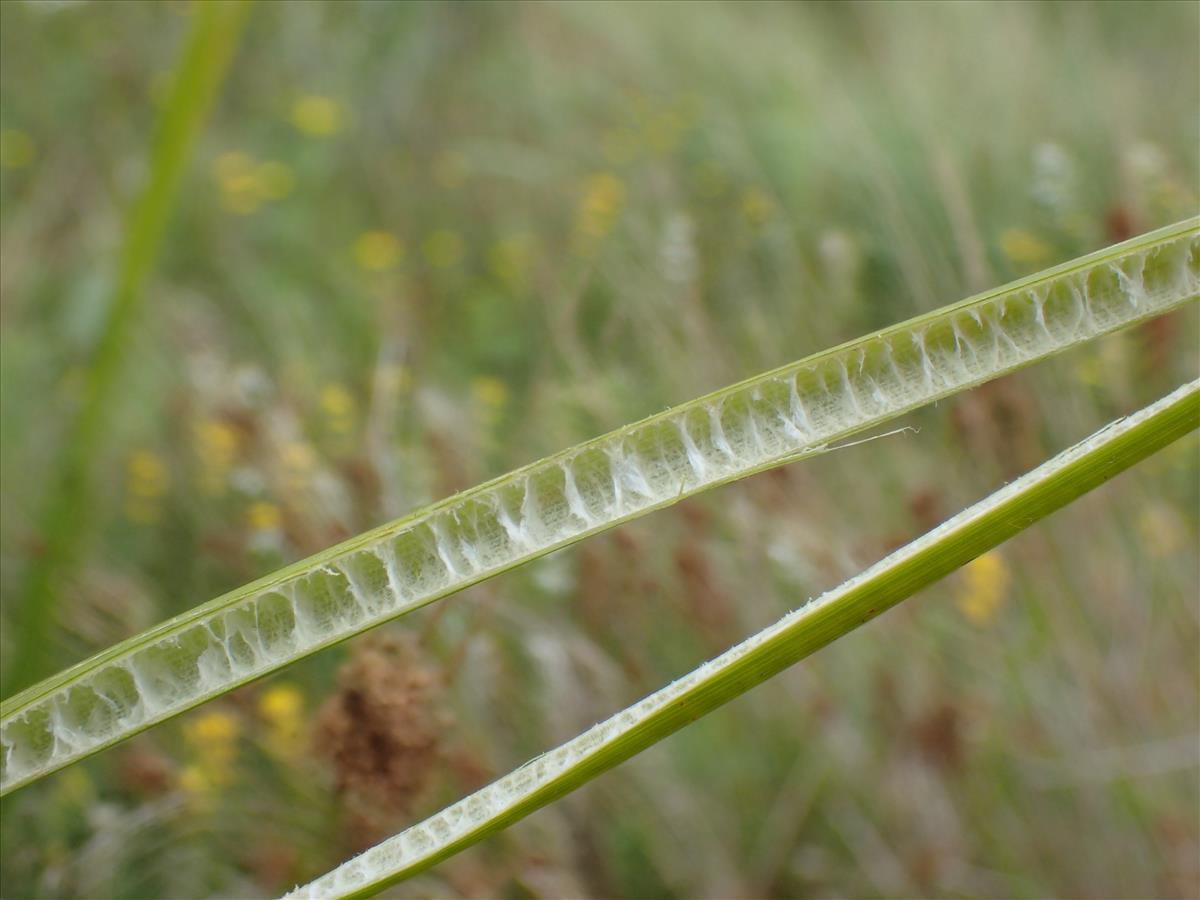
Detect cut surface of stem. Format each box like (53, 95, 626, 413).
(2, 220, 1197, 795)
(287, 379, 1200, 899)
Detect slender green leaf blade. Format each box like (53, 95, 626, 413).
(288, 380, 1200, 899)
(3, 221, 1197, 795)
(4, 0, 253, 696)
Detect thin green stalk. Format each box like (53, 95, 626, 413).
(288, 380, 1200, 899)
(2, 221, 1196, 795)
(3, 0, 253, 697)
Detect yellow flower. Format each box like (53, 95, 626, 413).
(259, 683, 305, 758)
(125, 449, 169, 523)
(178, 762, 222, 811)
(320, 383, 355, 418)
(213, 151, 259, 214)
(178, 763, 212, 797)
(999, 228, 1053, 266)
(471, 376, 509, 431)
(281, 441, 317, 493)
(178, 709, 243, 804)
(128, 450, 169, 498)
(423, 229, 464, 268)
(194, 418, 239, 496)
(576, 172, 626, 243)
(195, 419, 238, 462)
(182, 709, 241, 789)
(281, 442, 317, 470)
(247, 501, 282, 533)
(740, 187, 775, 227)
(259, 683, 304, 723)
(186, 710, 240, 747)
(320, 383, 356, 435)
(290, 94, 344, 137)
(353, 230, 403, 272)
(0, 128, 36, 169)
(212, 152, 293, 215)
(471, 376, 509, 410)
(956, 551, 1012, 625)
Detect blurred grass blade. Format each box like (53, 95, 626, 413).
(3, 0, 254, 697)
(287, 380, 1200, 900)
(2, 220, 1197, 796)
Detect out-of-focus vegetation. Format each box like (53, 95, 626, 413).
(0, 1, 1197, 898)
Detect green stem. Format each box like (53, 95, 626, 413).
(3, 0, 253, 696)
(2, 222, 1196, 796)
(289, 380, 1199, 899)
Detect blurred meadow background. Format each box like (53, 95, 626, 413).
(1, 1, 1198, 897)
